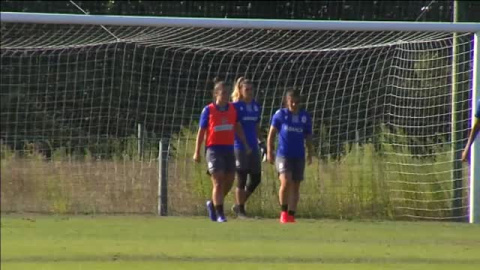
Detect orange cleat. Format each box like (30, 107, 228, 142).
(280, 211, 289, 223)
(287, 214, 296, 223)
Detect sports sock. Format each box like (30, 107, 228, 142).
(215, 204, 225, 217)
(288, 210, 295, 216)
(281, 204, 288, 212)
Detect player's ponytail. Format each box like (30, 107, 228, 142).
(212, 77, 223, 84)
(231, 77, 245, 102)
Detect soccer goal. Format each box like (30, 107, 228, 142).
(1, 12, 479, 223)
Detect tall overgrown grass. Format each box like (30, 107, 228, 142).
(0, 127, 469, 220)
(1, 138, 158, 214)
(168, 127, 469, 220)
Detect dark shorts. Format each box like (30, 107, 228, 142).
(275, 156, 305, 182)
(234, 148, 261, 174)
(206, 148, 236, 174)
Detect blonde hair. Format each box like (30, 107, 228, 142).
(231, 77, 252, 102)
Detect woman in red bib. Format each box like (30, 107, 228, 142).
(193, 80, 251, 222)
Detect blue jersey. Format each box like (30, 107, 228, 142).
(271, 108, 312, 158)
(199, 103, 238, 152)
(476, 99, 480, 119)
(233, 100, 261, 150)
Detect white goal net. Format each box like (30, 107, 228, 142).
(0, 17, 476, 220)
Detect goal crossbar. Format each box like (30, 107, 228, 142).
(1, 12, 480, 33)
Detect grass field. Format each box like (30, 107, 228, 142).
(1, 215, 480, 270)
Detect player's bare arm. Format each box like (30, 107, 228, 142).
(462, 117, 480, 162)
(267, 126, 277, 164)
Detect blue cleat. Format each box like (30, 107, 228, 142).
(217, 215, 227, 223)
(206, 200, 217, 221)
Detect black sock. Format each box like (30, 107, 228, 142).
(238, 204, 245, 214)
(281, 204, 288, 212)
(215, 204, 224, 217)
(288, 210, 295, 216)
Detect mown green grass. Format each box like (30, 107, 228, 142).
(2, 215, 479, 270)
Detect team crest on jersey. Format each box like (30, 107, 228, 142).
(254, 105, 259, 112)
(301, 115, 307, 123)
(292, 115, 299, 123)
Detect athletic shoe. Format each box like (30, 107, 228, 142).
(231, 204, 239, 215)
(288, 214, 296, 223)
(280, 211, 289, 223)
(206, 200, 216, 221)
(217, 215, 227, 223)
(237, 212, 247, 219)
(232, 205, 248, 219)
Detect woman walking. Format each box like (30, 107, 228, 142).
(231, 77, 265, 218)
(193, 80, 251, 222)
(267, 90, 313, 223)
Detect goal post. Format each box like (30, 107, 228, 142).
(1, 12, 479, 222)
(471, 32, 480, 224)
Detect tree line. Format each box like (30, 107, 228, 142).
(2, 1, 479, 22)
